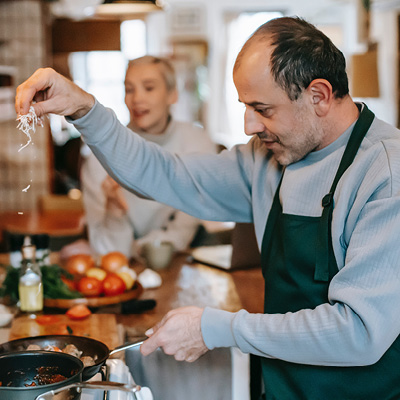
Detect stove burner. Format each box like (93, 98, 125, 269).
(80, 359, 152, 400)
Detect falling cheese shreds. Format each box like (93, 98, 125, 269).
(22, 184, 31, 192)
(16, 106, 44, 152)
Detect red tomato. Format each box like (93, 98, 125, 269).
(103, 274, 126, 297)
(61, 276, 77, 291)
(66, 304, 92, 321)
(77, 277, 103, 297)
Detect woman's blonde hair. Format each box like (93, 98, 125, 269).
(127, 55, 177, 92)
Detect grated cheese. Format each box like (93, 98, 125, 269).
(16, 106, 44, 152)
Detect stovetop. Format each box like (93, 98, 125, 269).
(81, 359, 153, 400)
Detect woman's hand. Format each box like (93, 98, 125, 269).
(15, 67, 95, 119)
(102, 176, 129, 215)
(140, 306, 208, 362)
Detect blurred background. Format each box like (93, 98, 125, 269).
(0, 0, 397, 211)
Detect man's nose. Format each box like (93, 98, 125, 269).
(244, 109, 265, 137)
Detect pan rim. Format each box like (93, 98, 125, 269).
(0, 334, 110, 356)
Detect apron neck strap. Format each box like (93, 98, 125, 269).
(315, 103, 375, 281)
(323, 103, 375, 208)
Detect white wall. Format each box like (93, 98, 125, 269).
(367, 6, 399, 126)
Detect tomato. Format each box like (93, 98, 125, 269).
(52, 346, 62, 352)
(35, 315, 61, 325)
(61, 276, 77, 291)
(77, 277, 103, 297)
(66, 304, 92, 321)
(103, 274, 126, 297)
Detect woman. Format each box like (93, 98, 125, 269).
(80, 56, 216, 258)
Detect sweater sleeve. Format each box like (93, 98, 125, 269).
(71, 100, 254, 223)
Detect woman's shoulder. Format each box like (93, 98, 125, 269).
(170, 119, 206, 136)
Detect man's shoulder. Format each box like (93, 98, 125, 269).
(367, 115, 400, 144)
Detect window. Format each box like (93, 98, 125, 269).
(70, 19, 147, 125)
(50, 20, 147, 194)
(221, 12, 282, 148)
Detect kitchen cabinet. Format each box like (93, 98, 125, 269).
(52, 19, 121, 53)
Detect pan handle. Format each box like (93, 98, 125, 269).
(35, 380, 141, 400)
(109, 337, 147, 356)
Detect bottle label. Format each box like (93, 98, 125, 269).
(19, 282, 43, 312)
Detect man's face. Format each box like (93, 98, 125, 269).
(233, 44, 324, 166)
(124, 63, 176, 134)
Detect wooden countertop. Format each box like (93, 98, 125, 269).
(119, 252, 264, 340)
(0, 251, 264, 344)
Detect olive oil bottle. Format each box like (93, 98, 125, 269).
(18, 236, 43, 312)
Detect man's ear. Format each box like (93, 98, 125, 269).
(307, 79, 332, 116)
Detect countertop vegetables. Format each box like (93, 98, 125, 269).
(0, 264, 82, 302)
(0, 251, 138, 302)
(71, 252, 137, 297)
(66, 304, 92, 320)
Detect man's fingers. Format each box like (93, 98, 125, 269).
(15, 68, 52, 116)
(15, 67, 95, 120)
(140, 335, 161, 356)
(139, 307, 207, 361)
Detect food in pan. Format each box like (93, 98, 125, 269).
(27, 343, 96, 367)
(33, 366, 68, 385)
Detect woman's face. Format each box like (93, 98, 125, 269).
(124, 63, 177, 134)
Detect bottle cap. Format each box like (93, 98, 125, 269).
(22, 236, 36, 260)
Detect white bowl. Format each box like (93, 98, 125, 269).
(0, 305, 14, 327)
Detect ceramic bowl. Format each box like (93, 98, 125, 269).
(0, 304, 14, 327)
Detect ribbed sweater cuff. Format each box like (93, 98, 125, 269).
(201, 306, 237, 349)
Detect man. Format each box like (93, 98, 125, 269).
(15, 17, 400, 399)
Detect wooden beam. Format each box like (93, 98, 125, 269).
(52, 19, 121, 53)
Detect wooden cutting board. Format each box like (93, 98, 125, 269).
(9, 314, 120, 350)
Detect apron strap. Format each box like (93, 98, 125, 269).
(314, 104, 375, 281)
(262, 176, 284, 259)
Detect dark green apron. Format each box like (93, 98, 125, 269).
(260, 104, 400, 400)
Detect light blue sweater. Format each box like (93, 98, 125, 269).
(72, 100, 400, 367)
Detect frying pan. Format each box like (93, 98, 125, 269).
(0, 350, 83, 400)
(0, 335, 145, 381)
(0, 351, 141, 400)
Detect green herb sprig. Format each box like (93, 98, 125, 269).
(0, 264, 82, 302)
